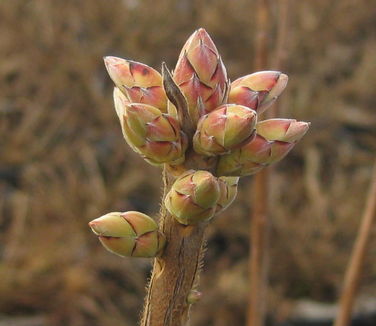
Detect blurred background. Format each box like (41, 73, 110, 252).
(1, 0, 375, 325)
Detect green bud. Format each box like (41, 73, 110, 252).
(165, 170, 220, 225)
(113, 93, 188, 165)
(89, 211, 166, 258)
(187, 290, 202, 304)
(217, 119, 310, 176)
(193, 104, 257, 156)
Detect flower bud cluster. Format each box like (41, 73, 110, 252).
(91, 28, 310, 257)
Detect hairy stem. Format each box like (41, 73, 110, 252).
(141, 164, 209, 326)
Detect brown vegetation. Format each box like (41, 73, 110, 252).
(1, 1, 375, 325)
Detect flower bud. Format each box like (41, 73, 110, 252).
(113, 94, 188, 165)
(217, 119, 309, 176)
(165, 170, 220, 225)
(193, 104, 257, 156)
(216, 177, 239, 214)
(257, 119, 309, 164)
(187, 290, 202, 304)
(173, 28, 228, 124)
(229, 71, 288, 113)
(89, 211, 166, 258)
(104, 56, 167, 112)
(256, 119, 309, 143)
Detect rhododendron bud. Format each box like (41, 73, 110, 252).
(193, 104, 257, 156)
(104, 56, 167, 112)
(229, 71, 288, 113)
(165, 170, 220, 225)
(89, 211, 166, 258)
(173, 28, 228, 124)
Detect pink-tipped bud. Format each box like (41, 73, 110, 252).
(256, 119, 310, 143)
(89, 211, 166, 258)
(165, 170, 220, 225)
(193, 104, 257, 156)
(256, 119, 309, 164)
(114, 97, 187, 165)
(229, 71, 288, 113)
(217, 119, 309, 176)
(173, 28, 228, 124)
(104, 56, 167, 111)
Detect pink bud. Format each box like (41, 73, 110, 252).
(229, 71, 288, 113)
(104, 56, 167, 111)
(174, 29, 228, 124)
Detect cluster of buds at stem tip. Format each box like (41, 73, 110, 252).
(217, 119, 310, 176)
(89, 212, 165, 258)
(95, 28, 310, 254)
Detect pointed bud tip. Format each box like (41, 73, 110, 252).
(288, 120, 310, 141)
(89, 220, 101, 235)
(196, 27, 209, 37)
(103, 56, 123, 67)
(278, 73, 288, 87)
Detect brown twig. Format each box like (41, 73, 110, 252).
(141, 156, 216, 326)
(334, 158, 376, 326)
(248, 1, 270, 326)
(248, 1, 290, 326)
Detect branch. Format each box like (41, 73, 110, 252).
(334, 158, 376, 326)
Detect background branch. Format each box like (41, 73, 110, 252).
(334, 158, 376, 326)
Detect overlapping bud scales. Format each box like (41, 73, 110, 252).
(104, 56, 167, 112)
(89, 211, 166, 258)
(165, 170, 220, 225)
(173, 28, 228, 125)
(193, 104, 257, 156)
(97, 29, 309, 261)
(217, 119, 309, 176)
(113, 89, 187, 165)
(256, 119, 309, 142)
(229, 71, 288, 114)
(216, 177, 239, 214)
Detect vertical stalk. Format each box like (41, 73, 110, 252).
(248, 1, 290, 325)
(141, 149, 218, 326)
(248, 1, 270, 326)
(141, 168, 206, 326)
(334, 159, 376, 326)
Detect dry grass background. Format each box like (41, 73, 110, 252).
(0, 0, 375, 325)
